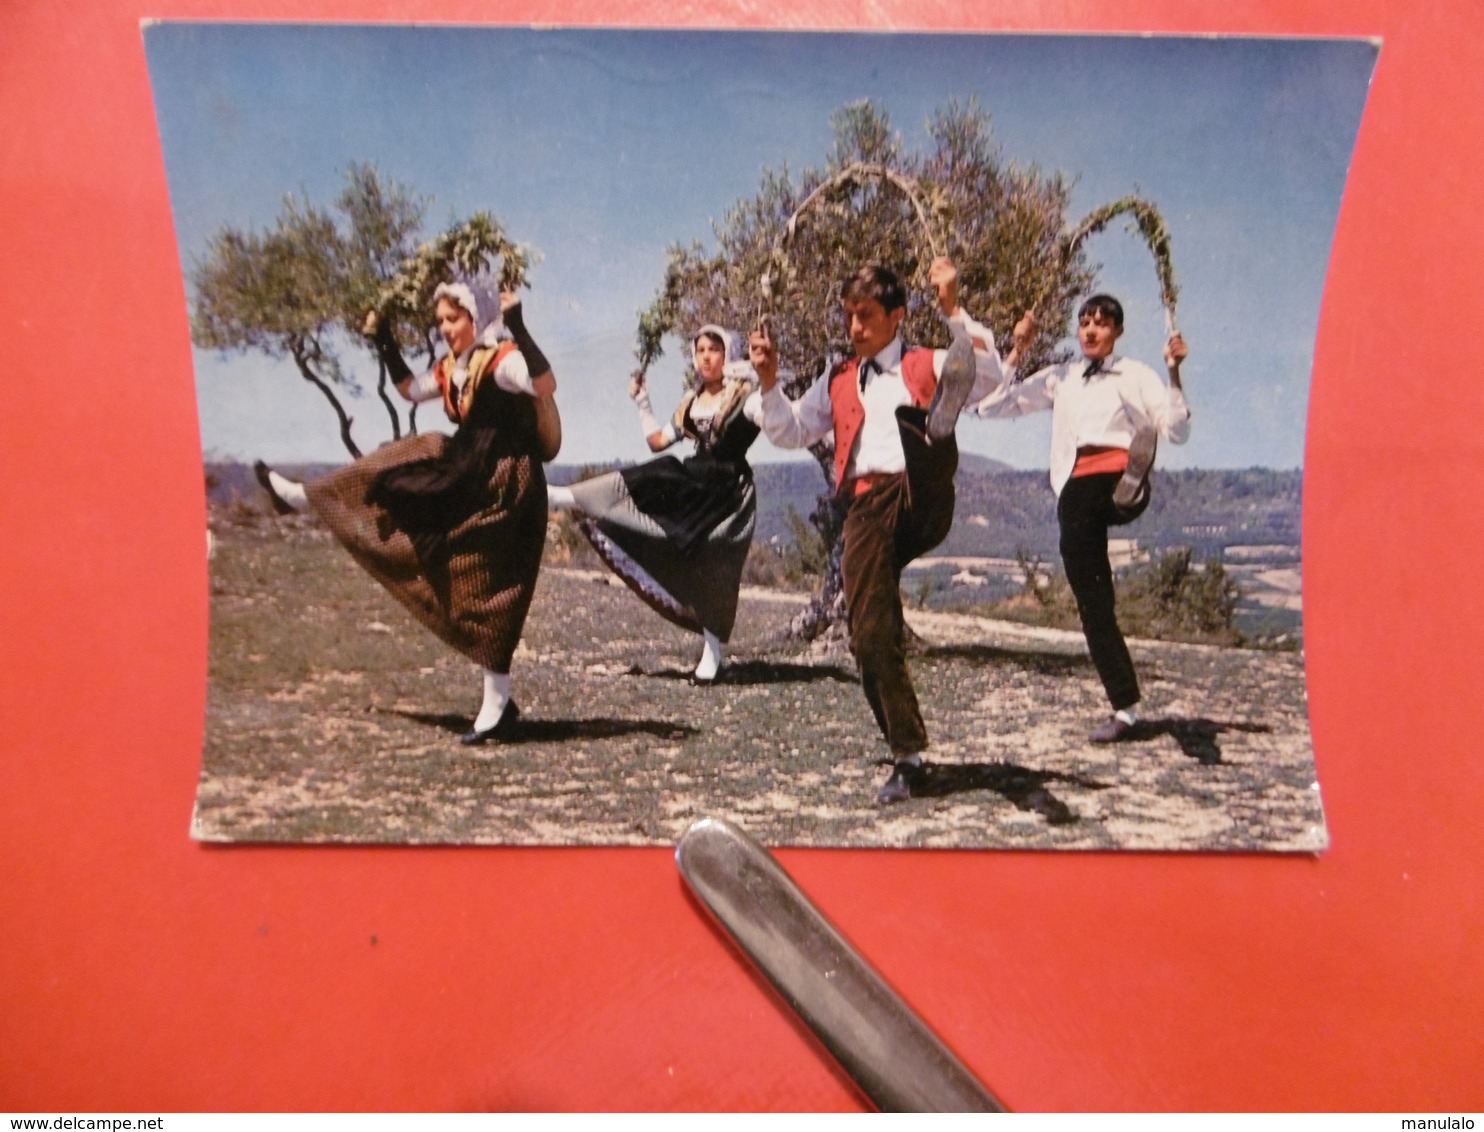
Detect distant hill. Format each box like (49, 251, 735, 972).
(208, 456, 1300, 560)
(746, 456, 1300, 560)
(944, 465, 1302, 559)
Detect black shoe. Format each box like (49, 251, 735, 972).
(876, 760, 920, 805)
(925, 327, 976, 440)
(253, 460, 296, 516)
(1112, 427, 1157, 510)
(1089, 714, 1135, 743)
(461, 700, 521, 746)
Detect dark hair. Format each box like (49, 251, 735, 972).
(1077, 294, 1124, 329)
(693, 329, 727, 353)
(841, 264, 907, 313)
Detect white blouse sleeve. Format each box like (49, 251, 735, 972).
(742, 389, 765, 428)
(1135, 365, 1191, 444)
(938, 307, 1006, 402)
(405, 371, 444, 404)
(972, 364, 1059, 418)
(491, 347, 537, 396)
(760, 368, 834, 449)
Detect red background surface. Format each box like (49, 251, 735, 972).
(2, 0, 1480, 1112)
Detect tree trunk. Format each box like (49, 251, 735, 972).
(777, 439, 927, 656)
(783, 535, 846, 645)
(406, 331, 440, 439)
(290, 347, 361, 458)
(375, 357, 403, 440)
(780, 445, 849, 647)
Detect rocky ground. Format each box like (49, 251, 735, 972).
(196, 515, 1326, 851)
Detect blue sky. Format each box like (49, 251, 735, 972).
(145, 25, 1375, 470)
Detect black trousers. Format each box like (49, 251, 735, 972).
(840, 407, 958, 756)
(1057, 471, 1149, 712)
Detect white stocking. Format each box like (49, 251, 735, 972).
(267, 470, 309, 510)
(694, 630, 723, 682)
(474, 668, 511, 732)
(546, 485, 578, 511)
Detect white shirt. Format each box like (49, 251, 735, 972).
(405, 343, 535, 403)
(973, 353, 1191, 495)
(760, 309, 1005, 478)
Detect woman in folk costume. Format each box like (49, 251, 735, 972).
(546, 326, 763, 683)
(256, 279, 561, 744)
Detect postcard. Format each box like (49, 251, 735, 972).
(144, 24, 1375, 848)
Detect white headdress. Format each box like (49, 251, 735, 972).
(692, 323, 735, 358)
(693, 323, 755, 382)
(434, 277, 506, 349)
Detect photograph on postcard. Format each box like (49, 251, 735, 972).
(144, 25, 1375, 848)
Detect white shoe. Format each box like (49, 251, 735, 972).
(693, 630, 723, 684)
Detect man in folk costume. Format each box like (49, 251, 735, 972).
(751, 257, 1021, 804)
(972, 295, 1190, 742)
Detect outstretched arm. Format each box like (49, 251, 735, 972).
(971, 310, 1054, 419)
(929, 256, 991, 347)
(629, 372, 680, 453)
(930, 256, 1026, 399)
(500, 291, 562, 461)
(930, 255, 995, 355)
(750, 324, 833, 449)
(364, 311, 432, 403)
(1149, 332, 1192, 443)
(1164, 332, 1188, 392)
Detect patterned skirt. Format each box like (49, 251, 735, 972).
(305, 432, 547, 671)
(570, 456, 756, 641)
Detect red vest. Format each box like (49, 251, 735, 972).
(827, 347, 938, 489)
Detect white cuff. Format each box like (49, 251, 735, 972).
(636, 397, 662, 438)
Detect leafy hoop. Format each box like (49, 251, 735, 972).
(631, 161, 954, 382)
(1058, 196, 1180, 335)
(374, 212, 532, 333)
(759, 160, 952, 321)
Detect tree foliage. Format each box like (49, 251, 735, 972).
(634, 99, 1098, 394)
(631, 99, 1144, 642)
(1061, 195, 1180, 332)
(190, 163, 528, 457)
(991, 545, 1240, 647)
(1119, 548, 1240, 643)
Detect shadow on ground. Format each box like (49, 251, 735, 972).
(633, 659, 858, 686)
(1128, 716, 1275, 766)
(894, 758, 1112, 825)
(380, 707, 698, 744)
(920, 641, 1089, 677)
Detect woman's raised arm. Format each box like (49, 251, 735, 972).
(500, 291, 562, 461)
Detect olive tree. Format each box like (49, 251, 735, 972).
(190, 163, 528, 457)
(634, 99, 1176, 641)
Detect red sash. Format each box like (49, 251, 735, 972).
(1072, 445, 1130, 477)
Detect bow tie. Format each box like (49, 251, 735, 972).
(859, 357, 881, 392)
(1082, 358, 1106, 380)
